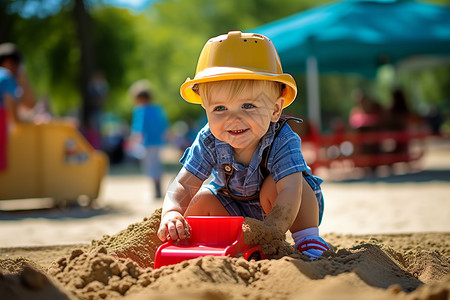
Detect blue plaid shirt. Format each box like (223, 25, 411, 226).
(180, 121, 312, 197)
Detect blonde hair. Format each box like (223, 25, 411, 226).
(197, 80, 283, 106)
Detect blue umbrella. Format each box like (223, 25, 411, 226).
(253, 0, 450, 130)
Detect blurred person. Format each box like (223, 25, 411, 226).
(349, 88, 383, 131)
(128, 80, 169, 199)
(383, 88, 424, 153)
(425, 105, 443, 136)
(349, 88, 384, 155)
(157, 32, 329, 260)
(86, 70, 108, 149)
(384, 88, 424, 131)
(101, 113, 127, 165)
(0, 42, 36, 172)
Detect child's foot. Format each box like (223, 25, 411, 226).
(295, 236, 330, 260)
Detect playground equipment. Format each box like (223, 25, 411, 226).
(154, 216, 264, 268)
(288, 120, 430, 172)
(0, 121, 108, 207)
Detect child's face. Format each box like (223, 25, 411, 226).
(202, 82, 284, 152)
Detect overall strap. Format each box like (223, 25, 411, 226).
(217, 115, 302, 201)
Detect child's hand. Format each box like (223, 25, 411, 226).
(157, 211, 189, 242)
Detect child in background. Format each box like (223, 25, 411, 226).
(0, 43, 35, 172)
(158, 31, 329, 259)
(129, 80, 169, 199)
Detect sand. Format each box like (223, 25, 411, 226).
(1, 139, 449, 299)
(1, 207, 449, 300)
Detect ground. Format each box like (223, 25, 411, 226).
(0, 137, 449, 300)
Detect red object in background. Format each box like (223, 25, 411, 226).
(300, 125, 430, 172)
(154, 216, 264, 269)
(0, 107, 7, 172)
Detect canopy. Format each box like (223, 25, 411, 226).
(252, 0, 450, 130)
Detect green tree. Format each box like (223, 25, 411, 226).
(3, 0, 449, 134)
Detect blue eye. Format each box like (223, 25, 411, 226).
(214, 105, 227, 111)
(242, 103, 256, 109)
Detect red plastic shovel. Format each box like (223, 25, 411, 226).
(154, 216, 264, 268)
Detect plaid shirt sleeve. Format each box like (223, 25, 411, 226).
(179, 125, 216, 181)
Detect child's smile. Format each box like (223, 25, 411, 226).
(201, 83, 284, 163)
(227, 128, 249, 135)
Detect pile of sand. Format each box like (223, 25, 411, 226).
(1, 208, 449, 300)
(90, 209, 163, 269)
(49, 247, 149, 299)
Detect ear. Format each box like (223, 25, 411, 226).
(271, 96, 284, 122)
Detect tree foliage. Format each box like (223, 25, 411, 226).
(2, 0, 450, 131)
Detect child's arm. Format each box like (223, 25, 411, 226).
(264, 172, 303, 233)
(157, 167, 203, 241)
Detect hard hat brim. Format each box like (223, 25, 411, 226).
(180, 67, 297, 108)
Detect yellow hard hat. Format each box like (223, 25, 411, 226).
(180, 31, 297, 108)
